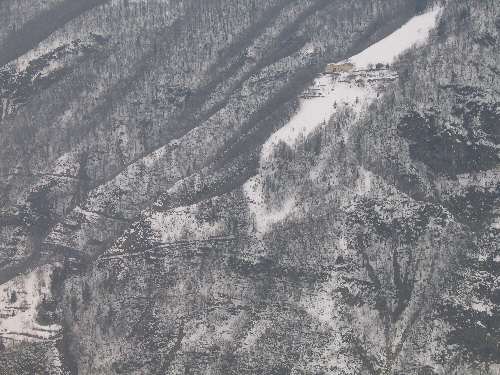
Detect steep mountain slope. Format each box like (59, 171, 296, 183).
(0, 0, 499, 374)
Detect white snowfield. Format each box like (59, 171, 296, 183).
(348, 7, 443, 69)
(245, 6, 443, 233)
(260, 68, 399, 161)
(0, 265, 62, 345)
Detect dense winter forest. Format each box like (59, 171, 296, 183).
(0, 0, 499, 374)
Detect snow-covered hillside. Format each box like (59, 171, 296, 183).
(262, 6, 443, 161)
(245, 6, 443, 233)
(2, 0, 498, 372)
(0, 265, 61, 344)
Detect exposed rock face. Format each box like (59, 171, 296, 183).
(0, 0, 499, 374)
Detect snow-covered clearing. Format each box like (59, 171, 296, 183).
(348, 7, 442, 68)
(261, 6, 442, 161)
(260, 68, 398, 161)
(244, 6, 443, 233)
(0, 265, 61, 344)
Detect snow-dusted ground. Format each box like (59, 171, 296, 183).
(260, 68, 398, 161)
(0, 265, 62, 344)
(244, 6, 443, 234)
(243, 176, 296, 233)
(47, 151, 81, 177)
(14, 37, 70, 72)
(348, 7, 442, 68)
(149, 204, 226, 244)
(261, 6, 442, 161)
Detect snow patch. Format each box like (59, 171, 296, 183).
(355, 166, 375, 195)
(149, 204, 225, 243)
(240, 319, 272, 350)
(300, 43, 317, 57)
(15, 38, 71, 72)
(73, 206, 102, 224)
(491, 216, 500, 230)
(261, 69, 398, 161)
(471, 300, 494, 316)
(0, 265, 61, 344)
(50, 151, 80, 177)
(243, 176, 296, 234)
(348, 7, 442, 68)
(142, 145, 168, 169)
